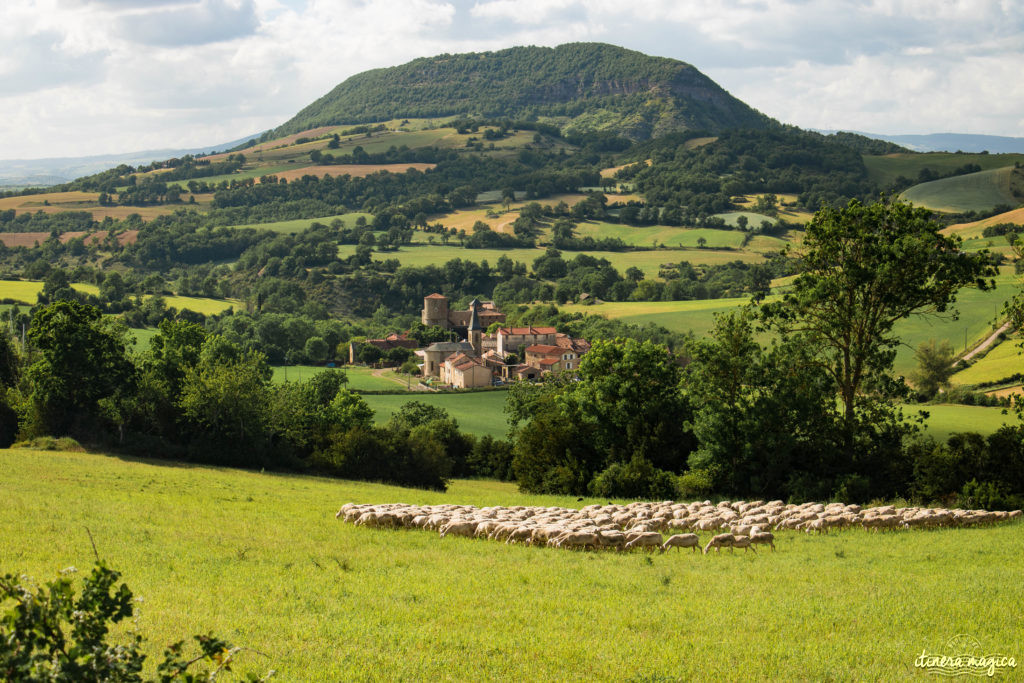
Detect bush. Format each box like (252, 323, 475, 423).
(11, 435, 84, 451)
(677, 467, 717, 499)
(0, 563, 268, 681)
(958, 479, 1022, 511)
(589, 457, 679, 500)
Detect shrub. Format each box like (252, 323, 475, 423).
(0, 563, 269, 681)
(677, 467, 717, 499)
(589, 458, 679, 500)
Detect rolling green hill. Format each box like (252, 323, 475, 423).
(274, 43, 772, 140)
(863, 152, 1024, 187)
(900, 166, 1023, 213)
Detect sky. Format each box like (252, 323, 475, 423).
(2, 0, 1023, 160)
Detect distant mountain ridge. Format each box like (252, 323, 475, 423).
(817, 130, 1024, 154)
(0, 135, 259, 188)
(274, 43, 772, 140)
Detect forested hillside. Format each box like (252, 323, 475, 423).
(275, 43, 771, 140)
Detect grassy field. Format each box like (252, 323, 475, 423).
(907, 403, 1017, 441)
(951, 337, 1024, 386)
(0, 190, 214, 220)
(0, 280, 99, 303)
(229, 212, 375, 234)
(0, 282, 238, 316)
(563, 298, 754, 338)
(1, 448, 1021, 680)
(563, 268, 1021, 375)
(269, 364, 414, 392)
(363, 391, 510, 439)
(900, 166, 1020, 213)
(574, 223, 750, 249)
(863, 152, 1024, 187)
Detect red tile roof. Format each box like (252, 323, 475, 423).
(425, 293, 447, 299)
(497, 326, 557, 336)
(525, 344, 563, 356)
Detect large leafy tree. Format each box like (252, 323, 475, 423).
(26, 301, 136, 436)
(764, 198, 995, 456)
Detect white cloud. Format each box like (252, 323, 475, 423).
(0, 0, 1022, 160)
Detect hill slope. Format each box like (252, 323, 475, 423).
(900, 165, 1023, 212)
(275, 43, 771, 140)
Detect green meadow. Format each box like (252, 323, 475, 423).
(270, 364, 414, 392)
(229, 212, 375, 234)
(908, 403, 1018, 441)
(1, 448, 1021, 680)
(0, 281, 237, 317)
(363, 390, 511, 439)
(900, 166, 1020, 213)
(952, 337, 1024, 386)
(863, 152, 1024, 187)
(563, 267, 1022, 376)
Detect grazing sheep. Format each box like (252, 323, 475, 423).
(661, 534, 700, 553)
(703, 533, 736, 554)
(624, 532, 664, 552)
(731, 535, 755, 552)
(439, 520, 476, 538)
(749, 527, 776, 551)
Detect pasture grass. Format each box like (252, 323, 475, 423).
(574, 223, 749, 249)
(951, 336, 1024, 386)
(229, 212, 374, 234)
(269, 365, 414, 392)
(362, 391, 510, 439)
(863, 152, 1024, 186)
(900, 166, 1020, 213)
(0, 280, 99, 304)
(905, 403, 1017, 441)
(1, 448, 1021, 680)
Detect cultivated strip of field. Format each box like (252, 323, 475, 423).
(2, 449, 1020, 679)
(0, 229, 138, 248)
(943, 206, 1024, 240)
(900, 166, 1021, 213)
(268, 163, 436, 182)
(0, 191, 214, 220)
(951, 336, 1024, 386)
(340, 244, 766, 277)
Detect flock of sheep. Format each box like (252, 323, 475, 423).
(335, 499, 1022, 554)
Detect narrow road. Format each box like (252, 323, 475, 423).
(960, 321, 1013, 363)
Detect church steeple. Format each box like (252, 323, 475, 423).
(468, 298, 482, 356)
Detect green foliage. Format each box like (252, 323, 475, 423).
(275, 43, 768, 139)
(684, 310, 842, 498)
(589, 457, 679, 500)
(509, 339, 694, 495)
(764, 198, 996, 456)
(910, 339, 957, 398)
(0, 563, 264, 681)
(26, 301, 136, 438)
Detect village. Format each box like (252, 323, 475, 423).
(348, 294, 590, 388)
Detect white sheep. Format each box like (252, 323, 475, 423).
(703, 533, 736, 554)
(661, 533, 700, 553)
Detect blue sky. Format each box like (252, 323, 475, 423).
(2, 0, 1022, 159)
